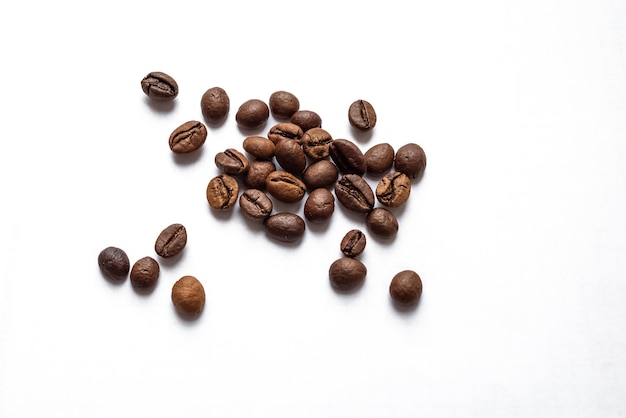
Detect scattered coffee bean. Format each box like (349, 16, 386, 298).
(301, 127, 333, 160)
(265, 170, 307, 203)
(171, 275, 205, 317)
(275, 138, 306, 175)
(98, 246, 130, 282)
(348, 99, 377, 130)
(395, 143, 427, 180)
(206, 174, 240, 210)
(169, 120, 207, 154)
(366, 207, 399, 239)
(340, 229, 366, 257)
(304, 188, 335, 222)
(376, 172, 411, 207)
(236, 99, 270, 130)
(242, 136, 275, 160)
(267, 122, 304, 145)
(269, 91, 300, 119)
(302, 160, 339, 190)
(329, 257, 367, 291)
(200, 87, 230, 124)
(239, 189, 273, 220)
(334, 174, 375, 213)
(290, 110, 322, 132)
(141, 71, 178, 101)
(389, 270, 422, 305)
(130, 256, 160, 290)
(154, 223, 187, 258)
(365, 143, 395, 175)
(329, 138, 367, 176)
(244, 160, 276, 189)
(264, 213, 306, 243)
(215, 148, 249, 175)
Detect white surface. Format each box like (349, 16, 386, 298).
(1, 0, 626, 416)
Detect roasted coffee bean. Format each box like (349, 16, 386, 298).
(130, 256, 160, 290)
(206, 174, 239, 210)
(302, 160, 339, 190)
(267, 122, 304, 145)
(269, 91, 300, 119)
(171, 275, 205, 317)
(301, 128, 333, 160)
(265, 170, 307, 203)
(98, 246, 130, 282)
(275, 139, 306, 175)
(334, 174, 375, 213)
(329, 257, 367, 291)
(303, 188, 335, 222)
(244, 160, 276, 189)
(395, 143, 427, 179)
(290, 110, 322, 132)
(329, 139, 367, 175)
(200, 87, 230, 124)
(389, 270, 422, 305)
(239, 189, 273, 220)
(242, 136, 275, 160)
(264, 213, 306, 242)
(155, 223, 187, 258)
(340, 229, 366, 257)
(169, 120, 207, 154)
(366, 207, 398, 238)
(348, 99, 377, 130)
(141, 71, 178, 101)
(236, 99, 270, 129)
(376, 172, 411, 207)
(215, 148, 249, 175)
(365, 143, 395, 175)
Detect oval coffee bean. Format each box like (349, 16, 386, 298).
(265, 170, 307, 203)
(244, 160, 276, 189)
(200, 86, 230, 124)
(267, 122, 304, 145)
(303, 188, 335, 223)
(376, 172, 411, 207)
(236, 99, 270, 130)
(275, 139, 306, 175)
(239, 189, 273, 220)
(329, 139, 367, 175)
(98, 246, 130, 282)
(365, 143, 395, 175)
(334, 174, 375, 213)
(169, 120, 207, 154)
(141, 71, 178, 101)
(130, 256, 160, 290)
(348, 99, 377, 130)
(301, 127, 333, 160)
(171, 275, 205, 317)
(340, 229, 366, 258)
(242, 136, 275, 160)
(389, 270, 423, 306)
(269, 91, 300, 119)
(366, 207, 398, 239)
(215, 148, 249, 175)
(154, 223, 187, 258)
(290, 110, 322, 132)
(302, 160, 339, 190)
(395, 143, 427, 180)
(329, 257, 367, 291)
(206, 174, 239, 210)
(264, 213, 306, 243)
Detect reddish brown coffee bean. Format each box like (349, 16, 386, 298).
(302, 160, 339, 190)
(329, 257, 367, 291)
(348, 99, 377, 130)
(265, 171, 307, 203)
(236, 99, 270, 130)
(389, 270, 422, 305)
(365, 143, 395, 175)
(303, 188, 335, 222)
(239, 189, 273, 221)
(366, 207, 398, 239)
(301, 127, 333, 160)
(169, 120, 207, 154)
(98, 246, 130, 282)
(334, 174, 375, 213)
(376, 172, 411, 207)
(206, 174, 239, 210)
(244, 160, 276, 189)
(215, 148, 249, 175)
(340, 229, 366, 257)
(269, 91, 300, 119)
(141, 71, 178, 101)
(172, 275, 205, 317)
(154, 223, 187, 258)
(200, 87, 230, 124)
(395, 143, 427, 180)
(275, 139, 306, 175)
(290, 110, 322, 132)
(242, 136, 275, 160)
(264, 213, 306, 243)
(130, 256, 160, 290)
(267, 122, 304, 145)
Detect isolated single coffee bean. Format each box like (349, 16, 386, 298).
(130, 256, 160, 290)
(206, 174, 239, 210)
(303, 188, 335, 222)
(269, 91, 300, 119)
(301, 127, 333, 160)
(171, 275, 205, 317)
(365, 143, 395, 175)
(389, 270, 422, 305)
(340, 229, 366, 257)
(376, 172, 411, 207)
(141, 71, 178, 101)
(267, 122, 304, 145)
(290, 110, 322, 132)
(348, 99, 377, 130)
(264, 213, 306, 243)
(215, 148, 249, 175)
(275, 138, 306, 175)
(334, 174, 375, 213)
(236, 99, 270, 130)
(242, 136, 275, 160)
(329, 139, 367, 176)
(265, 170, 307, 203)
(239, 189, 273, 220)
(366, 207, 398, 239)
(200, 87, 230, 124)
(329, 257, 367, 291)
(169, 120, 207, 154)
(154, 223, 187, 258)
(302, 160, 339, 190)
(98, 246, 130, 282)
(395, 143, 427, 180)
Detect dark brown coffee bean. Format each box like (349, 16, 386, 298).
(302, 160, 339, 190)
(301, 128, 333, 160)
(304, 188, 335, 222)
(365, 143, 395, 175)
(348, 99, 377, 130)
(340, 229, 366, 257)
(200, 87, 230, 124)
(366, 207, 398, 238)
(376, 172, 411, 207)
(130, 256, 160, 290)
(242, 136, 275, 160)
(264, 213, 306, 243)
(244, 160, 276, 189)
(395, 143, 427, 179)
(171, 275, 205, 317)
(329, 139, 367, 175)
(215, 148, 249, 175)
(267, 122, 304, 145)
(206, 174, 239, 210)
(141, 71, 178, 101)
(154, 223, 187, 258)
(169, 120, 207, 154)
(269, 91, 300, 119)
(290, 110, 322, 132)
(275, 139, 306, 175)
(98, 246, 130, 282)
(390, 270, 422, 305)
(334, 174, 375, 213)
(239, 189, 273, 220)
(236, 99, 270, 130)
(329, 257, 367, 291)
(265, 170, 307, 203)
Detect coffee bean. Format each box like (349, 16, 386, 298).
(366, 207, 398, 239)
(236, 99, 270, 130)
(206, 174, 240, 210)
(275, 139, 306, 175)
(334, 174, 375, 213)
(267, 122, 304, 145)
(304, 188, 335, 222)
(389, 270, 422, 305)
(200, 87, 230, 124)
(376, 172, 411, 207)
(290, 110, 322, 132)
(329, 139, 367, 175)
(340, 229, 366, 257)
(301, 127, 333, 160)
(329, 257, 367, 291)
(264, 213, 306, 243)
(395, 143, 427, 180)
(244, 160, 276, 189)
(348, 99, 377, 130)
(215, 148, 249, 175)
(169, 120, 207, 154)
(269, 91, 300, 119)
(98, 246, 130, 282)
(154, 223, 187, 258)
(302, 160, 339, 190)
(242, 136, 275, 160)
(141, 71, 178, 101)
(365, 143, 395, 175)
(130, 256, 160, 290)
(171, 275, 205, 317)
(265, 170, 306, 203)
(239, 189, 273, 220)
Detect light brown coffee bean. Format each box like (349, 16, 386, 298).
(340, 229, 366, 257)
(366, 207, 398, 239)
(302, 160, 339, 190)
(171, 275, 205, 317)
(215, 148, 249, 175)
(264, 213, 306, 243)
(265, 170, 307, 203)
(303, 188, 335, 222)
(290, 110, 322, 132)
(155, 223, 187, 258)
(376, 172, 411, 207)
(389, 270, 422, 305)
(236, 99, 270, 130)
(206, 174, 239, 210)
(269, 91, 300, 119)
(130, 256, 160, 290)
(329, 257, 367, 291)
(348, 99, 377, 130)
(169, 120, 207, 154)
(242, 136, 275, 160)
(365, 143, 395, 175)
(244, 160, 276, 189)
(301, 127, 333, 160)
(267, 122, 304, 145)
(239, 189, 273, 220)
(395, 143, 427, 180)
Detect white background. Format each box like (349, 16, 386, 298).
(1, 0, 626, 417)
